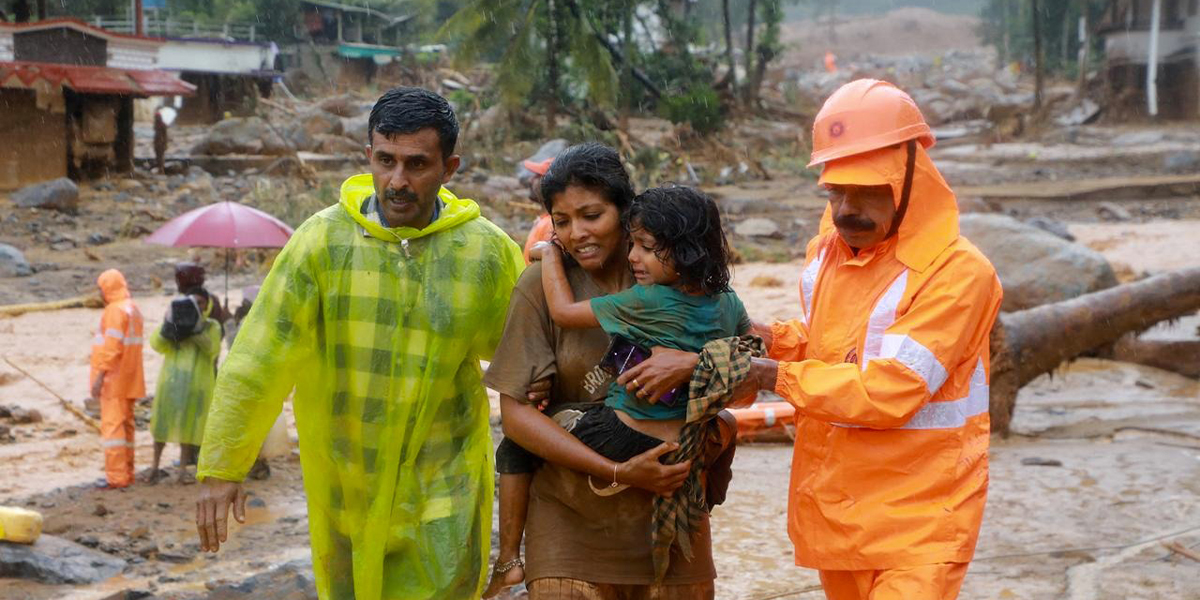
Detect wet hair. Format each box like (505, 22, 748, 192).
(626, 185, 732, 295)
(539, 143, 634, 214)
(367, 87, 459, 159)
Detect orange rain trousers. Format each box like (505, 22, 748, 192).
(100, 394, 136, 486)
(819, 563, 968, 600)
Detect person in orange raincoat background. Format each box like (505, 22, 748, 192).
(618, 79, 1003, 600)
(90, 269, 146, 489)
(521, 156, 554, 264)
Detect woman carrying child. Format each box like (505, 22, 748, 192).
(483, 142, 747, 599)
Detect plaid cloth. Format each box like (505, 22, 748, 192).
(652, 334, 766, 581)
(198, 174, 525, 600)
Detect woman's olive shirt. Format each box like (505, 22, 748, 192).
(484, 261, 716, 585)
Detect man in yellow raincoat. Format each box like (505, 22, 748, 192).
(739, 80, 1003, 598)
(194, 87, 524, 599)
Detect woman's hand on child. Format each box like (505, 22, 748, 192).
(617, 347, 699, 404)
(526, 376, 552, 411)
(617, 442, 691, 496)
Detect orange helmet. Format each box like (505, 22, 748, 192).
(808, 79, 935, 167)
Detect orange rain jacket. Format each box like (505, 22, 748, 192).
(770, 144, 1003, 571)
(90, 269, 146, 400)
(522, 213, 554, 264)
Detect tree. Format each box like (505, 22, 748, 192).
(741, 0, 784, 106)
(442, 0, 619, 120)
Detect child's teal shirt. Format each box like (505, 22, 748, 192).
(590, 283, 750, 420)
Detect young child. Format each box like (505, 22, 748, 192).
(484, 185, 749, 597)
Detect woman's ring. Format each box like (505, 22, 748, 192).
(633, 378, 641, 388)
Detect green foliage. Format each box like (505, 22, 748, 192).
(658, 85, 724, 134)
(979, 0, 1109, 74)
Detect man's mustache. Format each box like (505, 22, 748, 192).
(834, 214, 876, 232)
(382, 189, 420, 203)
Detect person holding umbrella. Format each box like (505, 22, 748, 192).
(193, 87, 525, 600)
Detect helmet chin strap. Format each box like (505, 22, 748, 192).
(887, 139, 917, 239)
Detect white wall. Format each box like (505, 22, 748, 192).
(157, 40, 276, 74)
(108, 42, 159, 70)
(0, 31, 13, 62)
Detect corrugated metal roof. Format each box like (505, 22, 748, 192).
(0, 61, 195, 96)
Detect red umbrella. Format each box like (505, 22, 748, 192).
(146, 201, 294, 306)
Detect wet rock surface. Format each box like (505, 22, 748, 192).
(199, 559, 317, 600)
(12, 178, 80, 214)
(960, 213, 1118, 311)
(0, 243, 32, 277)
(0, 534, 126, 584)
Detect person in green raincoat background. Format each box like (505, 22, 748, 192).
(194, 87, 525, 600)
(147, 292, 222, 485)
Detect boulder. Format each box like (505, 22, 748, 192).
(280, 123, 317, 152)
(203, 559, 316, 600)
(0, 534, 126, 584)
(341, 113, 370, 144)
(295, 108, 344, 137)
(0, 243, 32, 277)
(734, 218, 782, 239)
(315, 134, 365, 156)
(317, 94, 369, 118)
(514, 139, 568, 180)
(12, 178, 79, 213)
(1025, 217, 1075, 241)
(192, 118, 291, 156)
(1097, 201, 1133, 222)
(960, 213, 1117, 312)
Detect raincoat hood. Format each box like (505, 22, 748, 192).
(339, 173, 480, 242)
(817, 143, 959, 273)
(98, 269, 131, 304)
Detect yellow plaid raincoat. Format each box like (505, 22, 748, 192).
(197, 174, 524, 600)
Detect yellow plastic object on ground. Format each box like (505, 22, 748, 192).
(0, 506, 44, 544)
(198, 174, 524, 600)
(149, 317, 222, 445)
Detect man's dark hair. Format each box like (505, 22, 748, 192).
(367, 87, 459, 159)
(626, 185, 732, 295)
(539, 142, 634, 214)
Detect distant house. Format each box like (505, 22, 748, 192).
(1098, 0, 1200, 118)
(156, 37, 279, 124)
(0, 18, 194, 190)
(289, 0, 413, 88)
(84, 14, 281, 124)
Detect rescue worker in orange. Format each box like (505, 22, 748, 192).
(620, 79, 1003, 599)
(90, 269, 146, 489)
(520, 156, 554, 264)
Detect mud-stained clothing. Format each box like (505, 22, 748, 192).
(484, 262, 716, 587)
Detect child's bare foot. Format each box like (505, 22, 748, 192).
(482, 556, 524, 598)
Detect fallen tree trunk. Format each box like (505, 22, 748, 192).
(990, 266, 1200, 435)
(0, 294, 103, 317)
(1104, 336, 1200, 379)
